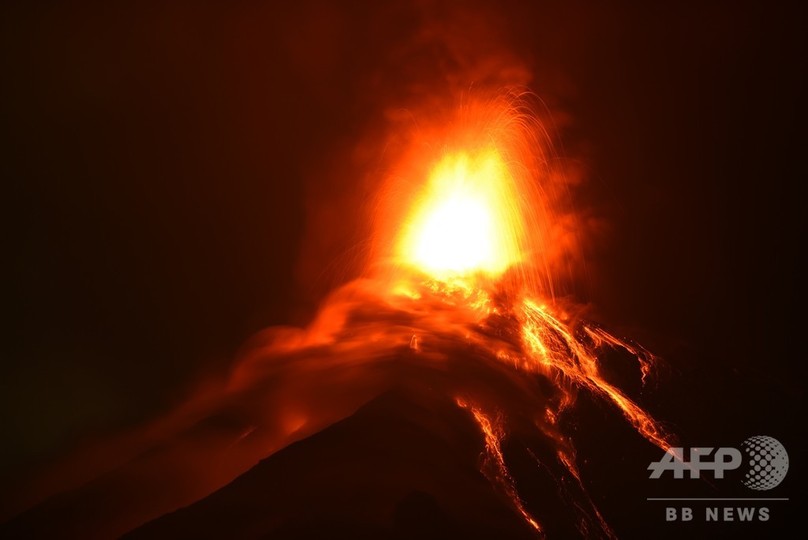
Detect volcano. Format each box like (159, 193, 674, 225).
(1, 370, 667, 539)
(1, 94, 680, 539)
(0, 275, 671, 539)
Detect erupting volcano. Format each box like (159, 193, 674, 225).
(2, 94, 675, 539)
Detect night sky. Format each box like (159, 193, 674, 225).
(2, 0, 805, 531)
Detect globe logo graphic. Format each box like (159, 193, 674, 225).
(741, 436, 788, 490)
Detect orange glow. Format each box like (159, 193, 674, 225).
(397, 149, 524, 277)
(363, 94, 672, 536)
(373, 95, 671, 454)
(372, 93, 565, 297)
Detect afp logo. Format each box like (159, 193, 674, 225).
(648, 436, 789, 490)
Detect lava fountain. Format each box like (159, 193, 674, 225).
(397, 149, 524, 277)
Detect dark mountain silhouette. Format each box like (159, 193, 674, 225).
(124, 387, 538, 540)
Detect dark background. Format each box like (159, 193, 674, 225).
(2, 0, 805, 533)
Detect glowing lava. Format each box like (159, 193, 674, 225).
(456, 398, 543, 534)
(376, 94, 674, 537)
(397, 149, 525, 277)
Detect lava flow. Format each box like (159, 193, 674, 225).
(3, 94, 674, 539)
